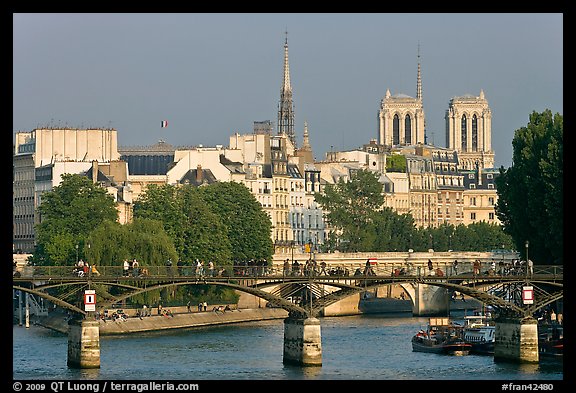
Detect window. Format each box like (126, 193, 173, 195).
(461, 114, 467, 150)
(489, 212, 495, 220)
(393, 114, 400, 145)
(470, 212, 476, 220)
(405, 114, 412, 144)
(472, 114, 478, 152)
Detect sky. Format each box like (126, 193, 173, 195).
(13, 13, 563, 168)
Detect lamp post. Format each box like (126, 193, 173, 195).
(314, 233, 318, 259)
(525, 240, 529, 277)
(75, 244, 79, 264)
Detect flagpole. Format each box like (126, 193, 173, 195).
(160, 120, 168, 143)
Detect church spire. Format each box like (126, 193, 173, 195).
(416, 42, 422, 101)
(277, 30, 296, 147)
(283, 31, 291, 93)
(302, 120, 311, 151)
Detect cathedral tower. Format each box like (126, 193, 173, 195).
(378, 47, 426, 147)
(445, 89, 494, 169)
(277, 31, 296, 148)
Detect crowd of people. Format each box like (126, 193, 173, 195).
(66, 256, 539, 281)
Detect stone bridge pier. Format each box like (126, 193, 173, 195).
(494, 316, 539, 363)
(409, 283, 450, 316)
(67, 317, 100, 368)
(283, 315, 322, 366)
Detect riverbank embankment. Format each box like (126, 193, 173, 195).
(36, 307, 289, 335)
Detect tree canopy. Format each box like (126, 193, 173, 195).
(495, 109, 563, 264)
(315, 169, 514, 253)
(32, 173, 118, 265)
(133, 184, 232, 266)
(315, 169, 385, 252)
(198, 182, 274, 262)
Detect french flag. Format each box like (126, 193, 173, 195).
(161, 120, 168, 128)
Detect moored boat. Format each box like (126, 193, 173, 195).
(462, 315, 495, 355)
(539, 324, 563, 359)
(412, 317, 472, 356)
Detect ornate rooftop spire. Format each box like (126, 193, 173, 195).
(283, 30, 291, 93)
(277, 30, 296, 147)
(417, 42, 422, 101)
(301, 120, 311, 151)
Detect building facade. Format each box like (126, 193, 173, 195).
(13, 128, 125, 253)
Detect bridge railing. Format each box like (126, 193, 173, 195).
(13, 262, 562, 281)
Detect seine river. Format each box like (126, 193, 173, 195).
(13, 313, 563, 385)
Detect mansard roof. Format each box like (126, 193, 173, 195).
(83, 168, 112, 184)
(287, 163, 303, 178)
(461, 168, 499, 190)
(179, 168, 217, 186)
(219, 154, 245, 174)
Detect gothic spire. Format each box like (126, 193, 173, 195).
(283, 30, 291, 93)
(277, 30, 296, 147)
(416, 42, 422, 101)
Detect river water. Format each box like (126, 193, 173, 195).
(13, 313, 563, 383)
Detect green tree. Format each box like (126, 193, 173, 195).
(86, 218, 178, 268)
(32, 173, 118, 265)
(370, 208, 416, 252)
(495, 110, 563, 264)
(198, 182, 273, 262)
(131, 184, 188, 256)
(315, 169, 384, 251)
(179, 186, 232, 266)
(134, 184, 232, 266)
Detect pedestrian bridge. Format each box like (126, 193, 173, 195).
(13, 263, 563, 367)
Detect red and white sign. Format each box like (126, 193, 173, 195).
(84, 289, 96, 312)
(522, 286, 534, 305)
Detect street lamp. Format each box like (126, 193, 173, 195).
(525, 240, 529, 277)
(75, 244, 79, 264)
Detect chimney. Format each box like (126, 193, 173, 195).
(92, 160, 98, 183)
(196, 164, 203, 183)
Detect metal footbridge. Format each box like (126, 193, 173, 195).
(13, 263, 563, 319)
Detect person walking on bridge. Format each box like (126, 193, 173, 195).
(123, 259, 129, 277)
(527, 259, 534, 277)
(452, 260, 458, 275)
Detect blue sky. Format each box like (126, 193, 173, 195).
(13, 13, 563, 168)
